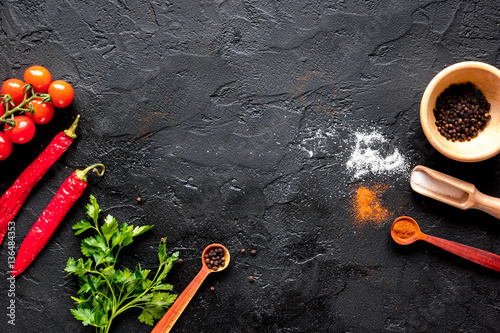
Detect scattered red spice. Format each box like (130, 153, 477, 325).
(351, 184, 390, 226)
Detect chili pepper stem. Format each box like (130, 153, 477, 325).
(75, 163, 105, 182)
(64, 115, 80, 139)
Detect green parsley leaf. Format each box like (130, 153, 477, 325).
(72, 219, 93, 235)
(65, 258, 93, 277)
(112, 268, 131, 285)
(81, 235, 108, 257)
(132, 225, 154, 237)
(86, 195, 102, 224)
(65, 257, 77, 272)
(102, 215, 118, 243)
(93, 251, 114, 267)
(77, 276, 91, 294)
(100, 265, 115, 279)
(71, 308, 95, 326)
(138, 309, 154, 326)
(155, 283, 174, 291)
(67, 196, 178, 333)
(138, 292, 178, 325)
(119, 223, 135, 247)
(158, 251, 179, 281)
(158, 238, 167, 263)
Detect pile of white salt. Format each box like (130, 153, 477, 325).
(411, 170, 465, 199)
(346, 130, 407, 179)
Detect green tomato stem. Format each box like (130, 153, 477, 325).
(0, 89, 52, 123)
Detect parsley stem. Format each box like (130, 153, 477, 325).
(91, 269, 118, 310)
(114, 261, 166, 317)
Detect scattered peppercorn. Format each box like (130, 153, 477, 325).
(205, 247, 225, 271)
(249, 276, 254, 282)
(136, 197, 142, 203)
(434, 82, 491, 142)
(241, 248, 246, 254)
(250, 249, 257, 256)
(177, 258, 183, 264)
(210, 286, 215, 292)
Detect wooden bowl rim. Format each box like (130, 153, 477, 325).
(420, 61, 500, 162)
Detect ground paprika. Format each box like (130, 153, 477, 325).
(352, 184, 389, 226)
(392, 218, 417, 239)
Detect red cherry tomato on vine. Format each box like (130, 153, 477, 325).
(4, 116, 36, 144)
(48, 80, 74, 108)
(25, 99, 54, 125)
(24, 66, 52, 93)
(1, 79, 26, 106)
(0, 132, 13, 160)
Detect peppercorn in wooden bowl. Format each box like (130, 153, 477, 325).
(420, 61, 500, 162)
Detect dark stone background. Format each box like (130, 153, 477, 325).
(1, 1, 500, 332)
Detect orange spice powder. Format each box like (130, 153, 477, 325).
(351, 184, 389, 226)
(392, 218, 417, 239)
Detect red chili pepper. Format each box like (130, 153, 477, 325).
(0, 116, 79, 246)
(11, 163, 105, 277)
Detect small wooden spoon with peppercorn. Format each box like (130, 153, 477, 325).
(410, 165, 500, 219)
(151, 244, 230, 333)
(391, 216, 500, 272)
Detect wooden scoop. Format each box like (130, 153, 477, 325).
(391, 216, 500, 272)
(151, 244, 230, 333)
(410, 165, 500, 219)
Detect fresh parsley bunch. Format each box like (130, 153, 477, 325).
(65, 195, 179, 333)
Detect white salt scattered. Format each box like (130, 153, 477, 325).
(411, 170, 465, 199)
(346, 130, 407, 179)
(299, 128, 336, 158)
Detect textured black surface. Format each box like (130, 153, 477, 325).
(1, 1, 500, 332)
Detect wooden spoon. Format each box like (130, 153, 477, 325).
(151, 244, 230, 333)
(391, 216, 500, 272)
(410, 165, 500, 219)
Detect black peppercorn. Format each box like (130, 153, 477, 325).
(205, 247, 226, 270)
(434, 82, 491, 142)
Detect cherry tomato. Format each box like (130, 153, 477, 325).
(0, 132, 13, 160)
(4, 115, 36, 144)
(24, 66, 52, 93)
(25, 99, 54, 125)
(48, 80, 74, 108)
(1, 79, 26, 107)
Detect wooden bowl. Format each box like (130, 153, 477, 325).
(420, 61, 500, 162)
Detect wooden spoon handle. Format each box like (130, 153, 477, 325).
(151, 266, 211, 333)
(423, 234, 500, 272)
(472, 190, 500, 219)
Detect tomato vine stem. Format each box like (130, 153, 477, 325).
(0, 84, 51, 127)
